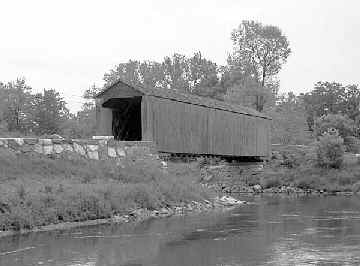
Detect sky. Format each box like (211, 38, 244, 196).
(1, 0, 359, 113)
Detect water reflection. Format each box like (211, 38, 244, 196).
(1, 195, 360, 265)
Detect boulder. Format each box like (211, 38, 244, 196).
(253, 184, 262, 192)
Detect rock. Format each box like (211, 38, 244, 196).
(33, 144, 43, 154)
(20, 144, 33, 153)
(352, 181, 360, 193)
(7, 139, 22, 149)
(23, 138, 38, 145)
(53, 144, 64, 154)
(107, 147, 117, 157)
(41, 134, 64, 139)
(87, 151, 99, 160)
(38, 139, 52, 145)
(43, 145, 53, 155)
(159, 208, 172, 216)
(203, 173, 214, 182)
(161, 161, 168, 168)
(215, 195, 245, 206)
(271, 151, 283, 160)
(86, 145, 98, 152)
(112, 214, 128, 223)
(73, 143, 86, 156)
(0, 139, 8, 148)
(116, 147, 125, 157)
(253, 184, 262, 192)
(63, 144, 73, 152)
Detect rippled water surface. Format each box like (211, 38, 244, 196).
(1, 195, 360, 266)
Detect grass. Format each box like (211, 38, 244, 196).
(257, 152, 360, 192)
(0, 148, 212, 231)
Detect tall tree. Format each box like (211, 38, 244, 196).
(103, 52, 222, 97)
(187, 52, 222, 97)
(104, 60, 142, 87)
(228, 20, 291, 111)
(32, 89, 69, 135)
(162, 53, 190, 92)
(2, 78, 33, 133)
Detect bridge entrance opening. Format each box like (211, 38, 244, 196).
(102, 97, 142, 141)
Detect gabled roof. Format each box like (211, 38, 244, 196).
(96, 79, 271, 119)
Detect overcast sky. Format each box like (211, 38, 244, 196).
(1, 0, 359, 112)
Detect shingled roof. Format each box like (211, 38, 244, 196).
(96, 79, 271, 119)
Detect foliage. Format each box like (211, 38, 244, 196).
(227, 20, 291, 111)
(314, 114, 355, 138)
(0, 79, 70, 136)
(303, 82, 360, 131)
(269, 92, 311, 144)
(32, 89, 69, 135)
(103, 52, 224, 98)
(0, 78, 34, 133)
(315, 132, 345, 168)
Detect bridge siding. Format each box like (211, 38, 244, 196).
(144, 95, 270, 156)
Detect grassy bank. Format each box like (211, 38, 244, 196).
(255, 161, 360, 193)
(200, 151, 360, 194)
(0, 148, 212, 231)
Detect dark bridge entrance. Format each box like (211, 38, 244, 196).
(102, 97, 142, 141)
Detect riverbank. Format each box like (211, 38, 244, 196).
(2, 143, 360, 237)
(0, 147, 245, 236)
(0, 195, 245, 238)
(200, 147, 360, 195)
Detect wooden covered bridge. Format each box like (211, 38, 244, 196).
(95, 79, 271, 158)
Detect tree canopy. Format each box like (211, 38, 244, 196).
(227, 20, 291, 111)
(0, 79, 69, 136)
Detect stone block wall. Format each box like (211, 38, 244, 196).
(0, 138, 157, 161)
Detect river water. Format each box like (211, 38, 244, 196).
(1, 195, 360, 266)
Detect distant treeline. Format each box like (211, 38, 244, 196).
(1, 20, 359, 144)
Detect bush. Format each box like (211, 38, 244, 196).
(314, 114, 355, 138)
(315, 132, 345, 168)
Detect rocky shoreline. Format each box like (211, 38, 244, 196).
(207, 183, 357, 196)
(0, 196, 246, 239)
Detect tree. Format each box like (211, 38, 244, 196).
(32, 89, 69, 135)
(314, 114, 355, 139)
(62, 84, 101, 138)
(1, 78, 34, 133)
(228, 20, 291, 111)
(269, 92, 310, 144)
(103, 52, 223, 98)
(187, 52, 223, 98)
(303, 82, 360, 131)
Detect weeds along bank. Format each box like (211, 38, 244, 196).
(200, 143, 360, 195)
(0, 138, 219, 233)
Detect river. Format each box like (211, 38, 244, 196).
(1, 195, 360, 266)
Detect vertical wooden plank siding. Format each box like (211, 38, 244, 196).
(141, 96, 153, 141)
(145, 96, 270, 156)
(95, 100, 113, 136)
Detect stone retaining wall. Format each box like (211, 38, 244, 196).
(0, 138, 157, 161)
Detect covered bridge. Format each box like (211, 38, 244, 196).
(95, 79, 271, 157)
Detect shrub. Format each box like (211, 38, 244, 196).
(314, 114, 355, 138)
(315, 132, 345, 168)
